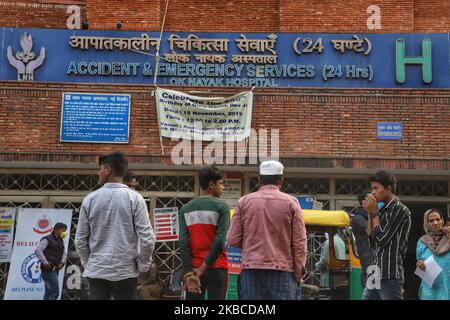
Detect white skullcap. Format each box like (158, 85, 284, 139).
(259, 160, 284, 175)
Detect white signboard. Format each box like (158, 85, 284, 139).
(154, 207, 179, 242)
(4, 208, 72, 300)
(0, 208, 16, 263)
(313, 200, 324, 210)
(156, 88, 253, 141)
(222, 179, 242, 209)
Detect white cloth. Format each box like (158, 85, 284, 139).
(259, 160, 284, 175)
(315, 234, 346, 288)
(75, 183, 155, 281)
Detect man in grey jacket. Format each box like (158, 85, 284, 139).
(75, 152, 155, 300)
(350, 192, 373, 288)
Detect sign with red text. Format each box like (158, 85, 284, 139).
(154, 207, 179, 242)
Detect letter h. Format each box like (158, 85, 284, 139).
(396, 38, 432, 84)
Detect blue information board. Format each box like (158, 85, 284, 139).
(377, 122, 403, 140)
(60, 93, 130, 143)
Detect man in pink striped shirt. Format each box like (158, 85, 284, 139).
(227, 160, 307, 300)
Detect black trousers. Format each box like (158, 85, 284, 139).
(185, 268, 228, 300)
(87, 277, 137, 300)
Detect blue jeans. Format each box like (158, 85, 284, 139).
(362, 279, 403, 300)
(41, 270, 60, 300)
(239, 269, 298, 300)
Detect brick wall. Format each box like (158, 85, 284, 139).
(279, 0, 415, 32)
(161, 0, 280, 32)
(1, 82, 449, 166)
(414, 0, 450, 33)
(0, 1, 449, 32)
(85, 0, 160, 31)
(0, 1, 86, 29)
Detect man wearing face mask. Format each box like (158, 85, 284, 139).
(35, 222, 68, 300)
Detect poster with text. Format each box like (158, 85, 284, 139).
(154, 207, 179, 242)
(222, 179, 242, 210)
(0, 208, 16, 263)
(4, 208, 72, 300)
(156, 88, 253, 141)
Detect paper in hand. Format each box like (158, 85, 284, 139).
(414, 255, 443, 287)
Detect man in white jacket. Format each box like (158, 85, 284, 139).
(75, 152, 155, 300)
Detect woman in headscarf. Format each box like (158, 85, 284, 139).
(416, 209, 450, 300)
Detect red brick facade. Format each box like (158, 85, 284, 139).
(0, 0, 449, 170)
(1, 1, 449, 32)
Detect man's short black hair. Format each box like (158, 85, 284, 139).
(357, 191, 370, 206)
(199, 165, 224, 190)
(123, 170, 135, 183)
(98, 152, 128, 177)
(369, 170, 397, 194)
(54, 223, 67, 230)
(260, 175, 283, 186)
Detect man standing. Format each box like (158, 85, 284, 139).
(123, 170, 138, 190)
(350, 192, 373, 288)
(362, 170, 411, 300)
(75, 152, 155, 300)
(227, 160, 307, 300)
(35, 222, 68, 300)
(178, 165, 230, 300)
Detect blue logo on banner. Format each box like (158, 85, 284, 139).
(226, 245, 242, 263)
(60, 92, 130, 143)
(377, 122, 403, 140)
(21, 253, 42, 284)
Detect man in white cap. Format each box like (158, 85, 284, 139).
(227, 160, 307, 300)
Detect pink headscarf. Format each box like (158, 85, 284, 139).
(419, 209, 449, 256)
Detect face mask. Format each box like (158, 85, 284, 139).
(377, 202, 385, 210)
(60, 231, 68, 239)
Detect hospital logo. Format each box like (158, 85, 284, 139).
(7, 32, 46, 81)
(32, 215, 53, 234)
(21, 253, 42, 284)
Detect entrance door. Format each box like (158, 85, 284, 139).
(402, 202, 448, 300)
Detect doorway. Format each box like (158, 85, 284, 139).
(402, 202, 448, 300)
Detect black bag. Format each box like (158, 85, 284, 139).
(161, 268, 184, 299)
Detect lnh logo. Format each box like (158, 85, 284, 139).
(395, 38, 432, 84)
(7, 32, 46, 82)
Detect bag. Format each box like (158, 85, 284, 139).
(161, 268, 184, 300)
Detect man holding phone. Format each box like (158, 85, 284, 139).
(362, 170, 411, 300)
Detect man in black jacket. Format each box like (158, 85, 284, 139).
(351, 192, 373, 288)
(35, 223, 68, 300)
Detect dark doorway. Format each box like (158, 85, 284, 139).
(402, 202, 448, 300)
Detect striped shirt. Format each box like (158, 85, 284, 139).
(178, 196, 230, 274)
(370, 197, 411, 281)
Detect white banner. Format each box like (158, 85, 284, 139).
(4, 208, 72, 300)
(156, 88, 253, 141)
(0, 208, 16, 263)
(222, 179, 242, 210)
